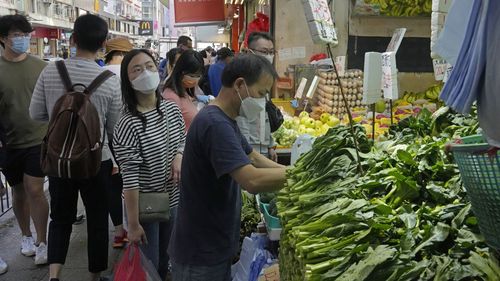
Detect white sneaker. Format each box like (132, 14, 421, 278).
(0, 257, 7, 274)
(21, 236, 36, 257)
(34, 242, 48, 265)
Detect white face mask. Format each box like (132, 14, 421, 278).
(264, 54, 274, 64)
(237, 82, 266, 121)
(131, 69, 160, 94)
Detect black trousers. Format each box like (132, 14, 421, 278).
(107, 173, 123, 227)
(47, 160, 111, 273)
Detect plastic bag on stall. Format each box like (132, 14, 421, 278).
(232, 234, 271, 281)
(113, 243, 162, 281)
(248, 249, 273, 281)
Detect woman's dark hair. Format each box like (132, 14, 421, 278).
(221, 54, 278, 88)
(166, 47, 183, 69)
(163, 50, 204, 98)
(0, 15, 33, 49)
(120, 49, 164, 130)
(105, 50, 127, 65)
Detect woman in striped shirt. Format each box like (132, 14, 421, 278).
(113, 49, 186, 279)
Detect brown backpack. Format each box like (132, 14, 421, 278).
(41, 61, 115, 179)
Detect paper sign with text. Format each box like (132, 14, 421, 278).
(433, 59, 448, 81)
(381, 52, 399, 100)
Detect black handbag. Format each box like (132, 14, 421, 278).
(266, 98, 284, 133)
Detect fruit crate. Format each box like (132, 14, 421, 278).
(262, 203, 282, 241)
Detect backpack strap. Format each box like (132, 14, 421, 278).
(55, 61, 73, 91)
(86, 70, 115, 95)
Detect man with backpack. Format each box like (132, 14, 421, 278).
(29, 14, 122, 281)
(0, 14, 49, 265)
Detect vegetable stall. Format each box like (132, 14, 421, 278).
(275, 108, 500, 280)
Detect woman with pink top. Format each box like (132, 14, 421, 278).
(162, 50, 205, 131)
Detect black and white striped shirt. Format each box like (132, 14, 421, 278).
(113, 100, 186, 207)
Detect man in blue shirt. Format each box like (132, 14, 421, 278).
(208, 47, 234, 97)
(168, 54, 286, 281)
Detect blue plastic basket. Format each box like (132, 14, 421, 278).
(450, 135, 500, 250)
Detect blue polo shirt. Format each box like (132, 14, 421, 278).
(208, 61, 226, 97)
(168, 105, 253, 266)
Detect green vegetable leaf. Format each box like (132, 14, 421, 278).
(336, 245, 397, 281)
(411, 222, 450, 256)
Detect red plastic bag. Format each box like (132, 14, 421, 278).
(113, 243, 146, 281)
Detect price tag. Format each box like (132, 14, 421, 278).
(362, 52, 382, 105)
(381, 52, 398, 100)
(335, 56, 346, 77)
(433, 59, 448, 81)
(386, 28, 407, 53)
(294, 78, 308, 99)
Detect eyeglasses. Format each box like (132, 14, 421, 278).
(249, 48, 275, 56)
(8, 32, 31, 39)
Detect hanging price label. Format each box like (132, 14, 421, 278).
(433, 59, 448, 81)
(335, 56, 346, 77)
(381, 52, 398, 100)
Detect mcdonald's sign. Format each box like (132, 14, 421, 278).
(138, 21, 153, 36)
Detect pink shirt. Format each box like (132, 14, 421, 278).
(162, 88, 198, 131)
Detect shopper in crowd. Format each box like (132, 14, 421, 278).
(0, 14, 49, 265)
(103, 36, 134, 248)
(208, 47, 234, 97)
(161, 47, 183, 82)
(162, 50, 206, 131)
(30, 14, 122, 281)
(177, 35, 192, 50)
(113, 49, 186, 279)
(168, 54, 286, 281)
(104, 37, 133, 77)
(238, 32, 278, 161)
(0, 123, 8, 275)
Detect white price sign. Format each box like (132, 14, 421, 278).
(433, 59, 448, 81)
(335, 56, 346, 77)
(381, 52, 398, 100)
(363, 52, 382, 105)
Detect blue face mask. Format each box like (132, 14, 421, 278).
(11, 36, 30, 54)
(70, 47, 77, 58)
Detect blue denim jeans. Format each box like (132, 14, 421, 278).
(140, 206, 178, 280)
(171, 260, 232, 281)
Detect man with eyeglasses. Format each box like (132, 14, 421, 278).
(0, 14, 49, 265)
(238, 32, 278, 161)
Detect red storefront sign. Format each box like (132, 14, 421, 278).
(174, 0, 225, 26)
(32, 27, 60, 39)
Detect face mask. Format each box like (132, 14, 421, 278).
(69, 47, 77, 58)
(236, 82, 266, 121)
(264, 54, 274, 64)
(11, 36, 30, 54)
(182, 76, 200, 89)
(131, 69, 160, 94)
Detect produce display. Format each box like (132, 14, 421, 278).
(273, 111, 340, 146)
(313, 70, 366, 118)
(240, 191, 261, 248)
(277, 107, 500, 280)
(361, 0, 433, 17)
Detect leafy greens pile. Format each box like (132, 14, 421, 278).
(277, 108, 500, 281)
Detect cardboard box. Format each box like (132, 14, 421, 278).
(258, 264, 280, 281)
(432, 0, 454, 13)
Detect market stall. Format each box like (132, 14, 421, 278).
(234, 1, 500, 280)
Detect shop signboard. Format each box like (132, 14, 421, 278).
(173, 0, 225, 26)
(32, 27, 60, 39)
(138, 21, 154, 36)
